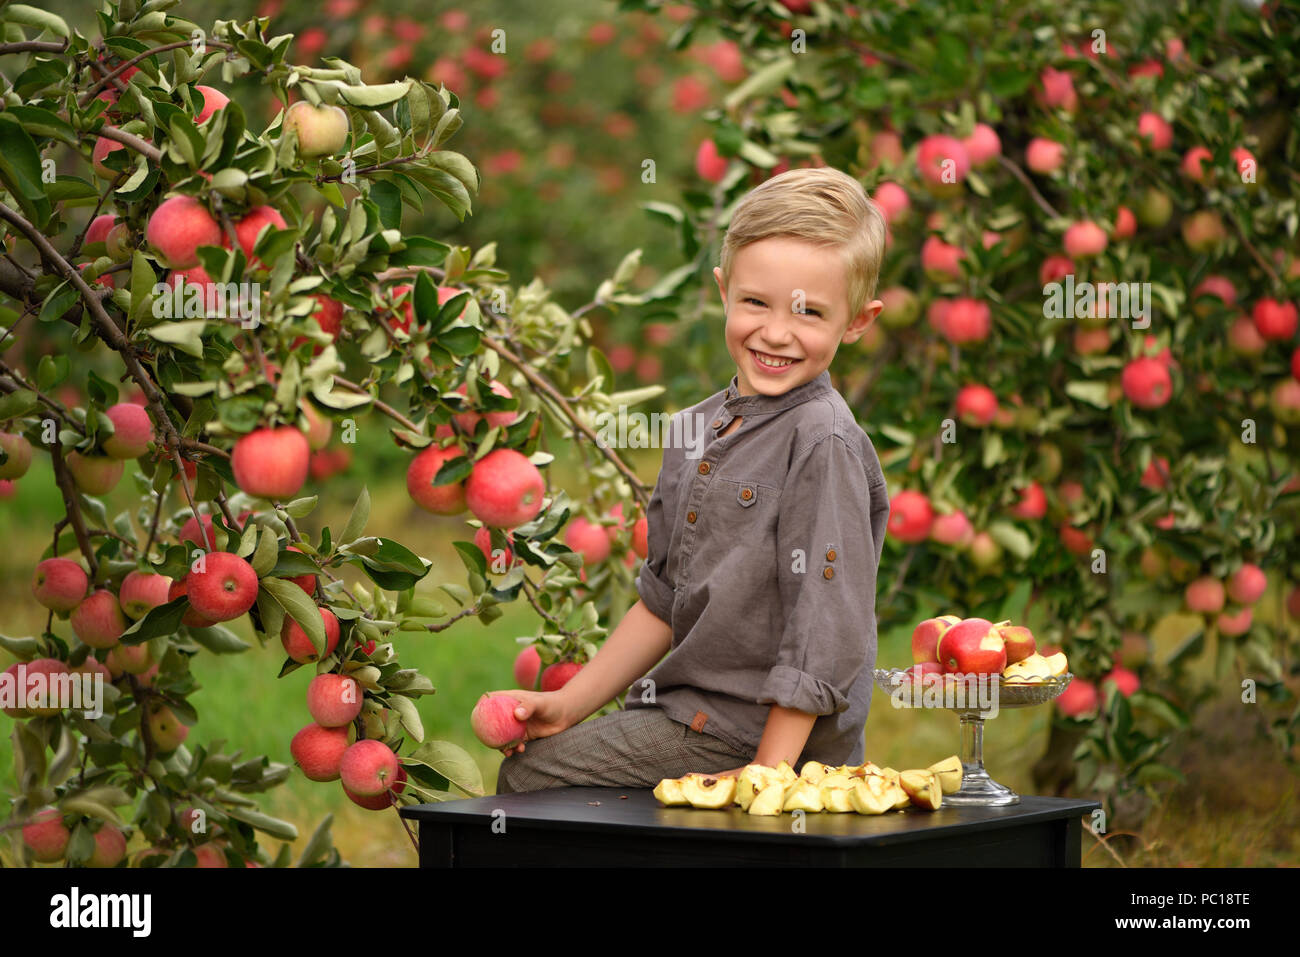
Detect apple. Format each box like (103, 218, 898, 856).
(1182, 211, 1226, 252)
(85, 213, 116, 245)
(302, 403, 332, 452)
(168, 577, 217, 628)
(32, 558, 89, 613)
(942, 297, 991, 344)
(146, 195, 222, 269)
(281, 606, 342, 663)
(474, 525, 516, 572)
(878, 287, 919, 329)
(71, 589, 127, 648)
(921, 235, 964, 282)
(911, 615, 960, 663)
(1039, 255, 1074, 285)
(232, 425, 310, 499)
(92, 135, 129, 179)
(148, 704, 189, 753)
(1101, 666, 1140, 697)
(1059, 523, 1093, 556)
(872, 182, 910, 224)
(1056, 678, 1099, 717)
(899, 769, 943, 810)
(65, 451, 124, 496)
(564, 516, 611, 565)
(116, 569, 171, 621)
(631, 515, 649, 559)
(1074, 328, 1112, 355)
(193, 84, 229, 124)
(192, 843, 228, 868)
(471, 692, 527, 749)
(1112, 206, 1137, 240)
(1025, 137, 1065, 173)
(100, 403, 153, 459)
(0, 431, 32, 480)
(962, 123, 1001, 168)
(887, 489, 933, 543)
(85, 823, 127, 868)
(968, 531, 1002, 570)
(233, 205, 288, 264)
(1227, 563, 1267, 605)
(1137, 112, 1173, 150)
(22, 809, 70, 863)
(291, 723, 349, 781)
(540, 661, 582, 692)
(1135, 187, 1173, 228)
(283, 101, 349, 157)
(916, 134, 970, 195)
(997, 625, 1037, 664)
(284, 545, 318, 596)
(3, 658, 70, 717)
(954, 385, 998, 427)
(178, 511, 251, 551)
(1008, 482, 1047, 521)
(453, 380, 517, 433)
(1232, 146, 1256, 181)
(1216, 606, 1253, 637)
(465, 449, 546, 528)
(344, 765, 408, 810)
(1063, 221, 1107, 258)
(310, 294, 345, 340)
(927, 755, 963, 794)
(1181, 145, 1213, 181)
(1121, 357, 1172, 409)
(513, 646, 541, 689)
(407, 445, 468, 515)
(1252, 298, 1298, 341)
(682, 773, 740, 809)
(339, 740, 400, 796)
(307, 674, 362, 727)
(106, 641, 154, 677)
(1139, 456, 1171, 491)
(1037, 66, 1077, 111)
(1185, 576, 1226, 613)
(186, 552, 258, 624)
(929, 509, 973, 547)
(938, 618, 1006, 676)
(695, 139, 727, 182)
(1273, 380, 1300, 426)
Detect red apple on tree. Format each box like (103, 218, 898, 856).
(119, 569, 172, 619)
(71, 589, 127, 648)
(541, 661, 582, 692)
(32, 558, 89, 613)
(281, 606, 341, 663)
(291, 723, 349, 781)
(465, 449, 546, 528)
(186, 552, 259, 623)
(406, 445, 468, 515)
(282, 101, 350, 157)
(339, 739, 400, 796)
(231, 425, 310, 499)
(146, 195, 222, 269)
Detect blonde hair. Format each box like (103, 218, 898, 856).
(719, 166, 887, 321)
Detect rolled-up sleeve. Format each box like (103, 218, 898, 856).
(634, 459, 676, 626)
(758, 435, 879, 716)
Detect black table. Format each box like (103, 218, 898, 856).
(400, 788, 1101, 867)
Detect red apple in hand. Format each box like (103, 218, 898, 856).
(911, 615, 960, 663)
(938, 618, 1007, 676)
(471, 692, 527, 748)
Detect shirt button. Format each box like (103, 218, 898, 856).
(740, 488, 753, 500)
(826, 549, 837, 561)
(823, 567, 834, 580)
(711, 419, 722, 429)
(698, 462, 710, 474)
(687, 511, 697, 523)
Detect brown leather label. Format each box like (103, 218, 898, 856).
(690, 710, 708, 732)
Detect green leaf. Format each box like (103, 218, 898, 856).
(0, 114, 52, 228)
(260, 578, 325, 655)
(1065, 381, 1111, 409)
(224, 805, 299, 841)
(296, 813, 336, 868)
(146, 321, 207, 358)
(4, 5, 71, 37)
(188, 625, 253, 654)
(405, 740, 484, 797)
(38, 281, 79, 325)
(339, 486, 371, 545)
(388, 693, 424, 742)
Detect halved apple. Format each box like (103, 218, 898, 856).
(653, 777, 689, 806)
(680, 773, 737, 809)
(926, 755, 963, 795)
(899, 769, 943, 810)
(782, 779, 824, 813)
(736, 765, 783, 810)
(849, 777, 894, 815)
(1044, 652, 1069, 676)
(798, 760, 831, 784)
(748, 783, 785, 816)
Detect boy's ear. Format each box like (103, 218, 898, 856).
(713, 267, 727, 310)
(841, 298, 883, 344)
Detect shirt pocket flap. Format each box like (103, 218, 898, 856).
(736, 483, 759, 508)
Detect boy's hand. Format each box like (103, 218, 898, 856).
(495, 690, 576, 757)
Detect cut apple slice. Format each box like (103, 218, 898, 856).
(782, 780, 824, 813)
(899, 769, 943, 810)
(748, 783, 785, 816)
(1043, 652, 1068, 677)
(926, 755, 963, 795)
(773, 761, 798, 787)
(680, 773, 737, 809)
(849, 778, 893, 815)
(735, 765, 782, 810)
(819, 772, 855, 790)
(653, 778, 689, 806)
(798, 760, 830, 784)
(820, 784, 856, 813)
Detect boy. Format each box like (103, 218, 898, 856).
(495, 166, 890, 792)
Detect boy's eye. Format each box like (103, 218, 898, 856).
(743, 297, 765, 307)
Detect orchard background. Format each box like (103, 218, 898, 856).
(1, 0, 1298, 867)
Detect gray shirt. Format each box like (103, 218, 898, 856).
(627, 369, 890, 766)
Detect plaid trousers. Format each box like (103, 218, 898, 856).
(495, 706, 753, 794)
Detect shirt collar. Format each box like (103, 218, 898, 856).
(722, 369, 833, 414)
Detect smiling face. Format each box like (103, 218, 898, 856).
(715, 236, 882, 397)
